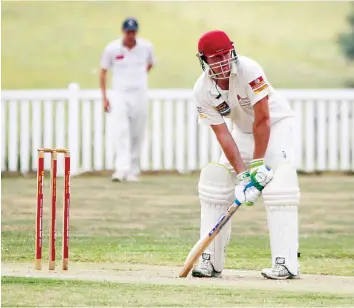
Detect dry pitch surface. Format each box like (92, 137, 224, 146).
(3, 262, 354, 296)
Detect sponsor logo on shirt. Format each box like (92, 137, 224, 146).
(197, 106, 207, 119)
(249, 76, 268, 94)
(237, 95, 251, 107)
(115, 54, 125, 60)
(214, 101, 231, 116)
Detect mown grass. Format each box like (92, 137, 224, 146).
(2, 1, 354, 89)
(2, 174, 354, 276)
(2, 276, 354, 307)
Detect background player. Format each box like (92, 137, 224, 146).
(100, 17, 155, 182)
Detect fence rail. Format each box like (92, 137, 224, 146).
(2, 83, 354, 175)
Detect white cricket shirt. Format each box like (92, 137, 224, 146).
(193, 56, 294, 133)
(100, 38, 155, 91)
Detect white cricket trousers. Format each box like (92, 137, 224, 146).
(110, 88, 148, 177)
(220, 117, 296, 170)
(218, 117, 300, 275)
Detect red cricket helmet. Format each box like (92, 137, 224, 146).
(197, 30, 238, 79)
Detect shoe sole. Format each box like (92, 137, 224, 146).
(191, 271, 222, 278)
(261, 272, 300, 280)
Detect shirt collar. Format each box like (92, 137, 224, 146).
(119, 37, 138, 49)
(203, 71, 232, 98)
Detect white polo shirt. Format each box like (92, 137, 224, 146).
(193, 56, 294, 133)
(100, 37, 155, 91)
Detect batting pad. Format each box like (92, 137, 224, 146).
(262, 163, 301, 275)
(198, 163, 235, 272)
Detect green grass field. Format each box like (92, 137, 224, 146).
(2, 277, 354, 307)
(2, 173, 354, 306)
(2, 1, 354, 89)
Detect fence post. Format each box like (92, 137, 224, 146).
(339, 100, 350, 171)
(352, 100, 354, 172)
(292, 100, 303, 171)
(164, 99, 174, 171)
(328, 100, 338, 171)
(8, 100, 18, 172)
(175, 100, 186, 173)
(305, 100, 315, 172)
(187, 99, 197, 171)
(316, 100, 327, 171)
(20, 100, 30, 174)
(2, 100, 6, 171)
(68, 83, 80, 176)
(152, 100, 162, 170)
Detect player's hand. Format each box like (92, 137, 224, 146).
(234, 171, 260, 206)
(244, 159, 273, 206)
(234, 176, 261, 206)
(249, 159, 273, 190)
(234, 163, 273, 206)
(103, 97, 110, 113)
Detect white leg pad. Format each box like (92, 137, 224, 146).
(198, 163, 235, 272)
(262, 163, 300, 275)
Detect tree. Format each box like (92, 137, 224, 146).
(339, 4, 354, 61)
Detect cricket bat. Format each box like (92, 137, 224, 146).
(179, 198, 242, 278)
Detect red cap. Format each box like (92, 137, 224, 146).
(198, 30, 233, 58)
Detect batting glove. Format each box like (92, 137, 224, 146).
(249, 158, 273, 190)
(234, 160, 274, 206)
(234, 170, 260, 206)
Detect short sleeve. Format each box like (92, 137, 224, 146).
(193, 93, 224, 126)
(244, 61, 270, 106)
(100, 44, 112, 70)
(147, 43, 155, 65)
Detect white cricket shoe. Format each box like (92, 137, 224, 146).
(112, 172, 125, 182)
(126, 174, 140, 182)
(261, 264, 300, 280)
(192, 259, 222, 278)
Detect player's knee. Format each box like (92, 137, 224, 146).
(198, 163, 235, 205)
(262, 163, 300, 206)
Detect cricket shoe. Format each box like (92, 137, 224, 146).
(261, 265, 300, 280)
(112, 172, 125, 182)
(191, 259, 222, 278)
(126, 174, 140, 182)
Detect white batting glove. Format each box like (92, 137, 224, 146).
(234, 171, 259, 205)
(234, 163, 273, 206)
(234, 178, 261, 206)
(246, 159, 274, 206)
(249, 159, 274, 191)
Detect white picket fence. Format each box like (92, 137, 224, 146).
(2, 83, 354, 175)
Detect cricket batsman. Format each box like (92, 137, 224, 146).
(192, 30, 300, 280)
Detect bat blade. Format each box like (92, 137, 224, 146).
(179, 200, 241, 278)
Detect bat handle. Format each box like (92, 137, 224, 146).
(234, 199, 242, 206)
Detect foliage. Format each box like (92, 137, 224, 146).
(339, 4, 354, 61)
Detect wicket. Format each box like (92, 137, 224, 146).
(35, 148, 70, 271)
